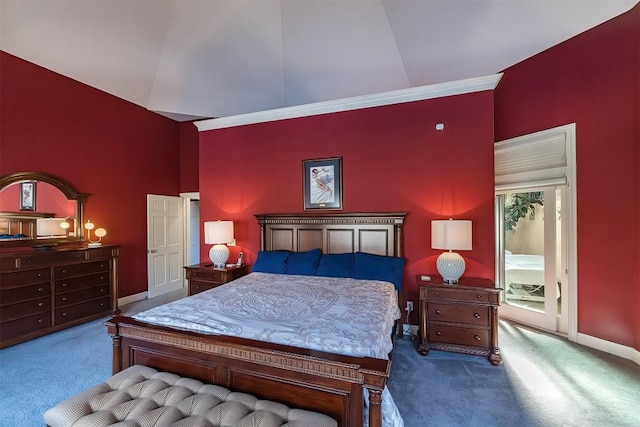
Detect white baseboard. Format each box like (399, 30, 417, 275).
(118, 291, 147, 308)
(576, 332, 639, 365)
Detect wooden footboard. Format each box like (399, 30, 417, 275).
(106, 316, 390, 427)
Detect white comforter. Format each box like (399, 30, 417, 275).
(133, 272, 404, 427)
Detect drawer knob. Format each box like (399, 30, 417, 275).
(38, 287, 44, 292)
(435, 309, 441, 315)
(100, 276, 105, 280)
(37, 273, 42, 277)
(62, 312, 67, 317)
(434, 291, 439, 296)
(62, 297, 67, 301)
(38, 319, 43, 323)
(474, 335, 481, 341)
(62, 270, 66, 274)
(38, 302, 44, 307)
(474, 313, 480, 319)
(477, 295, 482, 300)
(62, 283, 67, 287)
(436, 331, 442, 336)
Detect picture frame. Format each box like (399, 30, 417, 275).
(303, 157, 343, 210)
(20, 181, 36, 211)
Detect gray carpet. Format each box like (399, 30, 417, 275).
(1, 310, 638, 427)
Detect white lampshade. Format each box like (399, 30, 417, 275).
(432, 219, 472, 284)
(204, 221, 234, 267)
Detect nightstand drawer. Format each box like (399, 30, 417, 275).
(189, 269, 224, 283)
(428, 287, 493, 303)
(428, 324, 489, 348)
(428, 303, 489, 326)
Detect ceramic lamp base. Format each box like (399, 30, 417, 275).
(209, 244, 230, 268)
(436, 251, 465, 284)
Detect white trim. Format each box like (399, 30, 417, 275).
(118, 291, 147, 308)
(577, 332, 640, 365)
(179, 192, 199, 200)
(195, 74, 503, 131)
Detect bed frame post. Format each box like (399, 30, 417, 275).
(106, 319, 122, 374)
(367, 388, 383, 427)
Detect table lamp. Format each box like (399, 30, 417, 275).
(431, 218, 472, 284)
(204, 220, 234, 268)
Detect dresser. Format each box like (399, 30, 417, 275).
(417, 276, 502, 365)
(0, 244, 120, 348)
(184, 263, 249, 296)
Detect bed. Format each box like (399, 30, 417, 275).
(504, 251, 545, 302)
(106, 212, 406, 427)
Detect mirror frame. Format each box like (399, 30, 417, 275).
(0, 171, 88, 248)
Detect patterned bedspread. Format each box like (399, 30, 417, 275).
(133, 272, 404, 427)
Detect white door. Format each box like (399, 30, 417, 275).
(496, 188, 566, 331)
(147, 195, 184, 298)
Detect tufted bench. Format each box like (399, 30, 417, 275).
(44, 365, 338, 427)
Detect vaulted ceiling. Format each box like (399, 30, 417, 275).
(1, 0, 637, 122)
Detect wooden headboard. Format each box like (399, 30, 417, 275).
(255, 212, 406, 257)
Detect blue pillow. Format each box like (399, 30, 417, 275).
(286, 248, 322, 275)
(352, 252, 405, 291)
(252, 250, 290, 274)
(315, 253, 354, 278)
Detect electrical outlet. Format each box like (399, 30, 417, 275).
(405, 301, 413, 312)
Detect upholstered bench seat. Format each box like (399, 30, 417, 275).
(44, 365, 337, 427)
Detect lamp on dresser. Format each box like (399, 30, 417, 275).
(84, 219, 107, 247)
(204, 220, 234, 268)
(431, 218, 472, 284)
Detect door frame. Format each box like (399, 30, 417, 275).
(495, 124, 577, 341)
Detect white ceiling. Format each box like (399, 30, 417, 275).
(1, 0, 637, 122)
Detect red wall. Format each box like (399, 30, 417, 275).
(495, 4, 640, 349)
(179, 122, 200, 193)
(199, 91, 497, 319)
(0, 52, 182, 297)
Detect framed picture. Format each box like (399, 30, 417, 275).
(20, 181, 36, 211)
(303, 157, 343, 210)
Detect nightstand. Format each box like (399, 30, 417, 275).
(184, 264, 250, 296)
(417, 275, 503, 365)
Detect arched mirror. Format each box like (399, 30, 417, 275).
(0, 172, 87, 248)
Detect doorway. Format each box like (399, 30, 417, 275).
(494, 124, 577, 338)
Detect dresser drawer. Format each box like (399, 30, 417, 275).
(19, 250, 86, 267)
(55, 272, 110, 293)
(55, 296, 110, 325)
(0, 268, 50, 287)
(428, 324, 489, 348)
(56, 284, 109, 307)
(0, 282, 51, 304)
(0, 312, 52, 341)
(86, 247, 114, 260)
(428, 303, 489, 326)
(0, 297, 50, 322)
(428, 287, 493, 303)
(189, 269, 224, 283)
(55, 260, 109, 279)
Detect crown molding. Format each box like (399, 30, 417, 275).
(195, 73, 503, 132)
